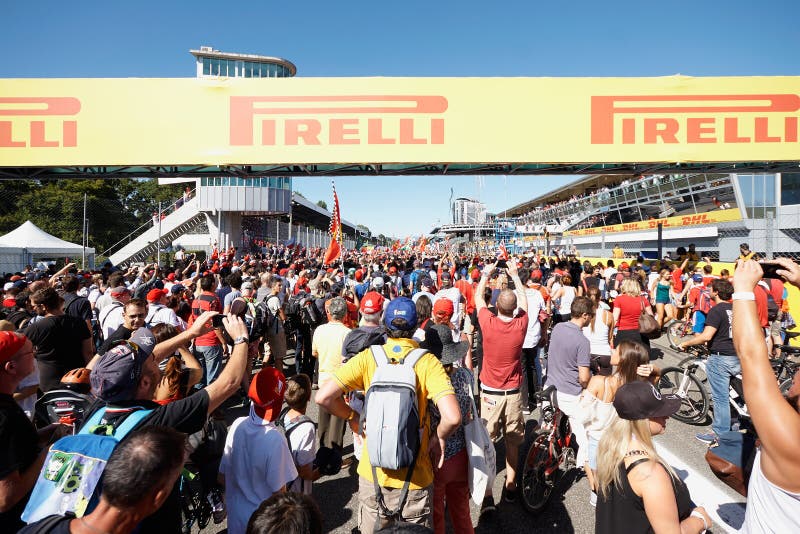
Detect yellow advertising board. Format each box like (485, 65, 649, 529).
(1, 76, 800, 166)
(563, 208, 742, 236)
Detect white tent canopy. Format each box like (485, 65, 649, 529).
(0, 220, 94, 273)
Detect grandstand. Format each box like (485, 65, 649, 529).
(437, 172, 800, 261)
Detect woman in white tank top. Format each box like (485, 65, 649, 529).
(552, 273, 577, 323)
(582, 286, 615, 375)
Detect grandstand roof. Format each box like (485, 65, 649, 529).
(291, 193, 357, 235)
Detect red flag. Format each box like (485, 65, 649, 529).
(418, 236, 427, 252)
(323, 181, 342, 265)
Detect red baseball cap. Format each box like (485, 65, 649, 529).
(167, 273, 176, 281)
(146, 288, 168, 302)
(360, 291, 385, 314)
(0, 331, 27, 364)
(248, 367, 287, 422)
(433, 298, 454, 320)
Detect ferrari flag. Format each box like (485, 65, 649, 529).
(323, 181, 342, 265)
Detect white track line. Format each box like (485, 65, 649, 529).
(656, 443, 747, 533)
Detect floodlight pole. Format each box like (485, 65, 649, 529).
(157, 201, 162, 267)
(81, 193, 87, 269)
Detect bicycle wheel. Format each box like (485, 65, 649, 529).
(521, 430, 556, 514)
(667, 321, 692, 348)
(658, 367, 709, 424)
(677, 356, 708, 385)
(779, 377, 793, 396)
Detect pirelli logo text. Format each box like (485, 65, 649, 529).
(591, 94, 800, 145)
(229, 95, 448, 146)
(0, 97, 81, 148)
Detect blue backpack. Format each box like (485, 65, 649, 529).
(22, 406, 153, 523)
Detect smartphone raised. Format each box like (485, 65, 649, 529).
(211, 314, 225, 328)
(759, 261, 786, 280)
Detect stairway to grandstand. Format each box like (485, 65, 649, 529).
(105, 196, 206, 266)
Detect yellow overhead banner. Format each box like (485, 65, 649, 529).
(563, 208, 742, 236)
(1, 76, 800, 166)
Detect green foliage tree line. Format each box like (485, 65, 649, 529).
(0, 178, 187, 254)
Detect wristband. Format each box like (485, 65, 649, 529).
(732, 291, 755, 301)
(347, 409, 356, 421)
(690, 510, 708, 532)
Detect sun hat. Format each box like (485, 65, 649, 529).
(431, 324, 468, 365)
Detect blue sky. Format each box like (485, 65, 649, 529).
(4, 0, 799, 238)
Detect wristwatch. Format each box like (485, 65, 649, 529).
(233, 335, 249, 345)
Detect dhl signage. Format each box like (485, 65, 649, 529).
(563, 208, 742, 237)
(0, 76, 799, 166)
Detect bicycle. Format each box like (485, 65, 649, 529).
(770, 343, 800, 395)
(520, 385, 577, 514)
(657, 345, 710, 424)
(666, 317, 695, 349)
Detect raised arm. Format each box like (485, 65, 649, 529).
(506, 261, 527, 313)
(204, 314, 250, 414)
(474, 262, 496, 311)
(732, 259, 800, 491)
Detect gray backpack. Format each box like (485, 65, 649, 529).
(362, 345, 427, 527)
(363, 345, 426, 470)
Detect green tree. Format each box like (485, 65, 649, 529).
(316, 200, 327, 210)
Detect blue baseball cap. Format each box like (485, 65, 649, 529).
(383, 297, 418, 330)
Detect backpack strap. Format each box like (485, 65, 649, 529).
(402, 348, 428, 368)
(371, 445, 420, 531)
(370, 345, 391, 367)
(79, 406, 153, 438)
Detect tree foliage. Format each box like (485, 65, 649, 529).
(316, 200, 328, 210)
(0, 178, 186, 253)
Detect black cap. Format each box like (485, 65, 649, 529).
(613, 382, 681, 420)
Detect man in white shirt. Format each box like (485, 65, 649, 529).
(145, 288, 181, 329)
(219, 367, 297, 534)
(98, 286, 131, 340)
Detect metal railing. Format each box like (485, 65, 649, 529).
(100, 188, 196, 258)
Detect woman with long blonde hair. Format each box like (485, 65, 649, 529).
(595, 382, 710, 533)
(579, 341, 651, 505)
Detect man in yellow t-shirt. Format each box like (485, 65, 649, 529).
(316, 297, 461, 532)
(312, 297, 351, 453)
(612, 244, 624, 259)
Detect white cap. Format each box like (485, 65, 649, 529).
(372, 277, 385, 289)
(3, 282, 14, 291)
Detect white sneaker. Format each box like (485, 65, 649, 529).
(590, 491, 597, 507)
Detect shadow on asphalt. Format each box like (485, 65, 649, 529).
(315, 462, 358, 532)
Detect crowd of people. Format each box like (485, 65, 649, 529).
(1, 240, 798, 533)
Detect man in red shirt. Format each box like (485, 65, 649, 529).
(191, 274, 227, 388)
(475, 260, 528, 513)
